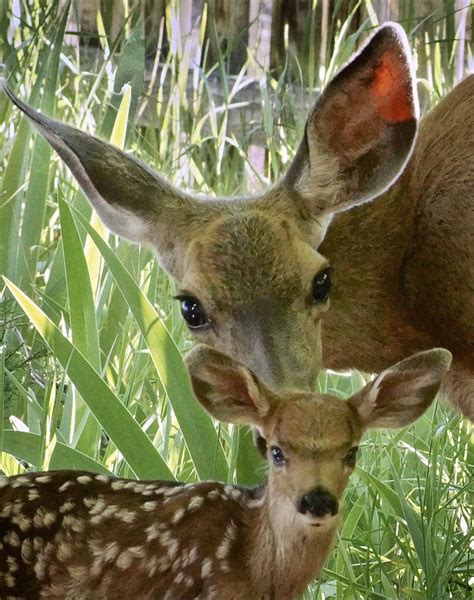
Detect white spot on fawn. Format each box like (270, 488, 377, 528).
(146, 555, 159, 577)
(216, 522, 237, 560)
(188, 496, 205, 512)
(7, 556, 18, 573)
(183, 545, 198, 567)
(11, 514, 32, 532)
(58, 480, 74, 493)
(33, 536, 45, 552)
(111, 480, 126, 491)
(35, 476, 52, 484)
(28, 488, 40, 501)
(76, 475, 93, 485)
(115, 509, 136, 524)
(164, 486, 183, 498)
(56, 540, 74, 562)
(116, 546, 145, 570)
(3, 531, 20, 547)
(33, 507, 57, 528)
(104, 543, 120, 564)
(146, 523, 161, 542)
(201, 557, 213, 578)
(62, 515, 85, 533)
(59, 500, 75, 514)
(11, 476, 33, 488)
(21, 538, 33, 562)
(171, 507, 186, 525)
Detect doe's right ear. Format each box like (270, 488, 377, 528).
(285, 23, 418, 217)
(1, 79, 206, 278)
(186, 345, 273, 426)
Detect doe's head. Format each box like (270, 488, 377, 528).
(2, 24, 418, 393)
(187, 346, 451, 526)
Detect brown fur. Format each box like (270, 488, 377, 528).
(0, 348, 450, 600)
(320, 75, 474, 416)
(3, 24, 472, 416)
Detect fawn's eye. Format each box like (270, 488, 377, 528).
(271, 446, 286, 466)
(177, 295, 209, 329)
(344, 447, 358, 468)
(312, 267, 332, 302)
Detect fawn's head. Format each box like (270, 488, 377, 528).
(2, 24, 418, 392)
(188, 347, 451, 526)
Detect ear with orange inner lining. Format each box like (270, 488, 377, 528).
(285, 23, 419, 217)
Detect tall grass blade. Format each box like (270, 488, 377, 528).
(72, 209, 228, 481)
(4, 278, 173, 480)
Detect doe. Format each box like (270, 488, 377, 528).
(2, 24, 472, 417)
(0, 347, 450, 600)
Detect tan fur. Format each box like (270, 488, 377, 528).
(3, 25, 472, 417)
(0, 348, 450, 600)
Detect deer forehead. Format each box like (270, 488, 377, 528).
(183, 210, 327, 310)
(270, 397, 361, 452)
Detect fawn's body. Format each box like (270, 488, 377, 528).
(0, 347, 451, 600)
(0, 472, 335, 600)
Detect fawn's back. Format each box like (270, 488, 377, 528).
(0, 471, 259, 599)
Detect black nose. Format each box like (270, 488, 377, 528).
(297, 487, 338, 518)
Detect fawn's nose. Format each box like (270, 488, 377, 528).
(297, 487, 338, 518)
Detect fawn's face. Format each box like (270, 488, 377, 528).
(4, 24, 418, 394)
(188, 345, 452, 527)
(261, 395, 362, 526)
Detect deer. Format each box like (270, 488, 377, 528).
(2, 23, 473, 418)
(0, 347, 451, 600)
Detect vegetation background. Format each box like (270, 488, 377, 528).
(0, 0, 472, 598)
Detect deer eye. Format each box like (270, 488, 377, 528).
(312, 267, 332, 302)
(271, 446, 285, 466)
(177, 295, 210, 329)
(344, 447, 358, 468)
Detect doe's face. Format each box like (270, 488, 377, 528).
(3, 25, 419, 399)
(178, 204, 332, 393)
(261, 395, 362, 526)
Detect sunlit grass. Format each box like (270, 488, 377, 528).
(0, 1, 472, 598)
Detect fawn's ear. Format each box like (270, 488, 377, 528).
(350, 349, 452, 429)
(285, 23, 418, 217)
(1, 80, 206, 279)
(186, 345, 273, 426)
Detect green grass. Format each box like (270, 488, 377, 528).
(0, 1, 472, 598)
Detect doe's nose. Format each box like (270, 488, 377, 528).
(297, 486, 338, 518)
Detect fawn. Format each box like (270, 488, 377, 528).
(0, 347, 451, 600)
(2, 24, 472, 417)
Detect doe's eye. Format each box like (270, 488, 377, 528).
(177, 295, 209, 329)
(271, 446, 285, 466)
(344, 447, 358, 468)
(312, 267, 332, 302)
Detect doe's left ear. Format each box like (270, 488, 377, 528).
(285, 23, 418, 216)
(349, 349, 452, 429)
